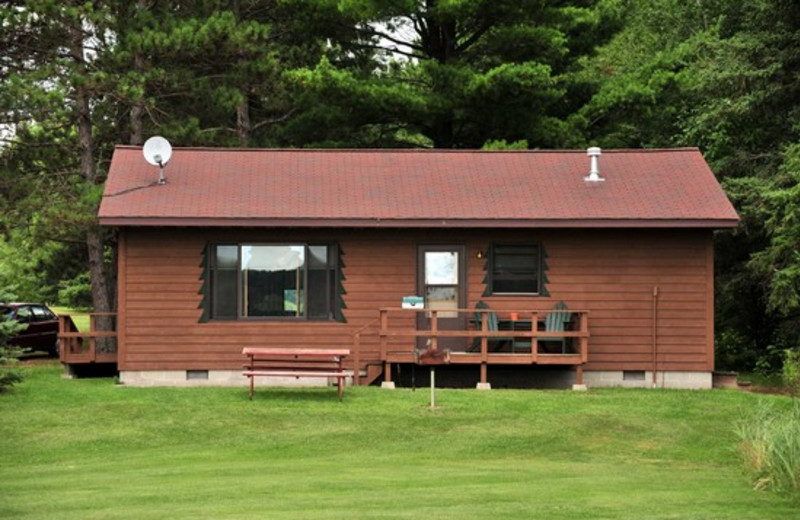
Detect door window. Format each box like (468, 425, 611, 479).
(424, 251, 459, 318)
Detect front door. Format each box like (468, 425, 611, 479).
(417, 245, 467, 351)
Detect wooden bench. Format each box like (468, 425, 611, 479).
(242, 347, 351, 401)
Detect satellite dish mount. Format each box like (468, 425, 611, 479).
(142, 136, 173, 185)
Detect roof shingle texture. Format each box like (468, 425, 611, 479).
(99, 147, 739, 227)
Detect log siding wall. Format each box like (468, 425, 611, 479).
(119, 227, 714, 373)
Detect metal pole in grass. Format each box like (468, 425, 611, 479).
(430, 367, 436, 408)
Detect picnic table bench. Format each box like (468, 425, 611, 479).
(242, 347, 351, 401)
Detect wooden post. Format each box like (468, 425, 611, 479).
(337, 355, 344, 401)
(88, 336, 96, 362)
(353, 333, 361, 386)
(576, 365, 584, 385)
(247, 352, 255, 399)
(530, 311, 538, 363)
(579, 312, 589, 363)
(380, 309, 391, 383)
(57, 315, 66, 363)
(480, 311, 488, 384)
(430, 310, 438, 351)
(480, 312, 488, 361)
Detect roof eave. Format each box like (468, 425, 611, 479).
(98, 217, 740, 229)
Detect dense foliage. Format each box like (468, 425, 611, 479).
(1, 0, 799, 372)
(0, 289, 24, 391)
(573, 0, 800, 370)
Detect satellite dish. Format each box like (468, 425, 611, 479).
(143, 136, 173, 166)
(142, 136, 172, 184)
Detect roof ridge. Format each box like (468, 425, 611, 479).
(114, 145, 700, 154)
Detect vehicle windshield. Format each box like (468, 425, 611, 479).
(1, 306, 12, 320)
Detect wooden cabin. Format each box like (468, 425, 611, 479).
(73, 147, 738, 389)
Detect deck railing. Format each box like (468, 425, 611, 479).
(374, 307, 590, 385)
(58, 313, 118, 365)
(376, 307, 589, 358)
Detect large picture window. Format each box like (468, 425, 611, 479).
(209, 243, 339, 320)
(489, 245, 541, 295)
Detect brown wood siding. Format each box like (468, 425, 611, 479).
(119, 228, 713, 373)
(469, 230, 713, 372)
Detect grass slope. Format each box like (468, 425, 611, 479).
(49, 306, 90, 333)
(0, 363, 796, 519)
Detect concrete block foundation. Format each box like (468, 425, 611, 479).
(582, 371, 712, 389)
(119, 370, 343, 388)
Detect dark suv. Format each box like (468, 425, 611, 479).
(1, 303, 60, 356)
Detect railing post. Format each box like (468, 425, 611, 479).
(480, 312, 488, 361)
(579, 312, 589, 363)
(530, 311, 538, 363)
(57, 316, 66, 363)
(430, 310, 438, 351)
(479, 311, 488, 384)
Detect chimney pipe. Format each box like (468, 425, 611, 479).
(584, 147, 604, 182)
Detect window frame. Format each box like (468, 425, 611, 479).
(208, 242, 340, 322)
(488, 244, 543, 296)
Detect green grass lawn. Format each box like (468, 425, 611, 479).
(49, 306, 90, 332)
(1, 363, 797, 519)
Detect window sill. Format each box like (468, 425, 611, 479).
(488, 292, 542, 297)
(206, 317, 343, 323)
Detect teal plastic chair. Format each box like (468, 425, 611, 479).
(542, 301, 572, 353)
(469, 301, 508, 352)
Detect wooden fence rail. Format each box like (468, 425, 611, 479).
(58, 313, 118, 365)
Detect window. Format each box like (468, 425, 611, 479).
(208, 243, 339, 320)
(489, 245, 541, 295)
(15, 306, 33, 323)
(423, 250, 460, 318)
(623, 370, 646, 381)
(31, 306, 55, 322)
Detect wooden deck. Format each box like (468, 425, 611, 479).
(58, 313, 118, 365)
(56, 306, 588, 387)
(354, 307, 590, 386)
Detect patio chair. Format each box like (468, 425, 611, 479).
(540, 301, 573, 354)
(468, 301, 510, 352)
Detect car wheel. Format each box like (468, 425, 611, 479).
(49, 339, 60, 358)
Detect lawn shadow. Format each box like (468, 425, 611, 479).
(245, 387, 346, 403)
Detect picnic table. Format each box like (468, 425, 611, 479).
(242, 347, 351, 401)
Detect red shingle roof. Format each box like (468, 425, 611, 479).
(98, 147, 739, 228)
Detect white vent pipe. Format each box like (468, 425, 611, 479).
(584, 147, 604, 182)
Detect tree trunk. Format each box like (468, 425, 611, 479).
(71, 22, 115, 350)
(129, 0, 147, 145)
(130, 69, 144, 145)
(86, 229, 112, 314)
(233, 0, 250, 146)
(71, 28, 95, 184)
(237, 90, 251, 146)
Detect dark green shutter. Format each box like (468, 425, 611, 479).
(539, 244, 550, 297)
(335, 244, 347, 322)
(198, 243, 210, 323)
(481, 244, 493, 297)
